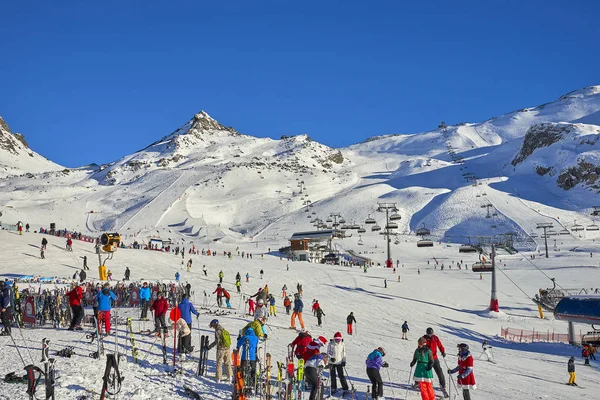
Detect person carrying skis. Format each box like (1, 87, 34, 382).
(411, 337, 435, 400)
(95, 283, 117, 335)
(402, 321, 409, 340)
(139, 282, 151, 320)
(366, 347, 388, 400)
(65, 282, 84, 330)
(254, 298, 268, 321)
(316, 305, 325, 327)
(304, 338, 328, 400)
(327, 332, 349, 394)
(425, 327, 448, 397)
(346, 312, 356, 335)
(218, 270, 224, 283)
(151, 291, 169, 335)
(208, 319, 233, 382)
(236, 324, 259, 389)
(567, 356, 577, 386)
(448, 343, 476, 400)
(283, 296, 292, 314)
(213, 284, 224, 308)
(178, 294, 199, 329)
(0, 281, 13, 336)
(291, 293, 305, 330)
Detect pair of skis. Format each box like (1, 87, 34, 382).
(126, 318, 139, 363)
(232, 348, 247, 400)
(197, 335, 209, 376)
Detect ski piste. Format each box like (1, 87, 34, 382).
(126, 317, 139, 363)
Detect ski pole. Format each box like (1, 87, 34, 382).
(404, 366, 413, 400)
(384, 367, 395, 398)
(442, 356, 459, 396)
(343, 365, 356, 395)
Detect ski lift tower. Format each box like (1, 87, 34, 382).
(536, 222, 553, 258)
(490, 244, 499, 312)
(328, 213, 343, 228)
(375, 202, 400, 268)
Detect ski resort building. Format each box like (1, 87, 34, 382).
(288, 230, 340, 262)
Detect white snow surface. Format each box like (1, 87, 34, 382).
(0, 230, 599, 399)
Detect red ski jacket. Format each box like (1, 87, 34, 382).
(425, 334, 446, 360)
(66, 286, 82, 306)
(152, 297, 169, 316)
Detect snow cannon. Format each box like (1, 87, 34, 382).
(101, 232, 121, 253)
(554, 296, 600, 325)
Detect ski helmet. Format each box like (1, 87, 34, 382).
(209, 319, 219, 328)
(457, 343, 469, 351)
(377, 347, 386, 356)
(426, 327, 434, 335)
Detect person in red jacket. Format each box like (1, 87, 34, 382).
(289, 331, 313, 359)
(65, 283, 84, 330)
(312, 300, 320, 316)
(151, 292, 169, 335)
(213, 284, 224, 308)
(448, 343, 476, 400)
(425, 327, 448, 397)
(301, 336, 328, 361)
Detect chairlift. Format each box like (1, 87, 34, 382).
(389, 213, 402, 221)
(358, 227, 366, 233)
(482, 193, 487, 196)
(572, 224, 584, 232)
(416, 224, 431, 236)
(371, 225, 382, 232)
(307, 215, 311, 218)
(357, 239, 364, 246)
(459, 244, 478, 253)
(312, 211, 316, 215)
(587, 224, 600, 231)
(559, 229, 570, 235)
(530, 231, 538, 238)
(472, 261, 494, 272)
(547, 230, 558, 236)
(365, 216, 376, 225)
(476, 195, 481, 198)
(386, 222, 398, 229)
(351, 224, 361, 230)
(339, 218, 346, 224)
(417, 240, 434, 248)
(326, 218, 333, 223)
(341, 225, 351, 230)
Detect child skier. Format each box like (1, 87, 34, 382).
(411, 337, 435, 400)
(448, 343, 476, 400)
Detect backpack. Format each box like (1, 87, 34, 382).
(224, 290, 231, 299)
(221, 329, 231, 348)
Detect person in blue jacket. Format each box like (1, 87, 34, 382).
(0, 281, 13, 336)
(291, 293, 305, 330)
(178, 294, 199, 329)
(95, 283, 117, 335)
(237, 326, 259, 388)
(139, 282, 151, 320)
(175, 272, 180, 282)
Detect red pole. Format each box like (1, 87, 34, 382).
(173, 319, 177, 366)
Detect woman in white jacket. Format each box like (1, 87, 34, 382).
(327, 332, 350, 393)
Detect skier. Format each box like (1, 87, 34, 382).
(235, 280, 241, 293)
(260, 269, 264, 279)
(401, 321, 409, 340)
(290, 293, 305, 330)
(246, 272, 250, 282)
(81, 255, 89, 270)
(208, 319, 232, 382)
(254, 299, 268, 321)
(25, 223, 29, 232)
(312, 299, 319, 316)
(247, 297, 256, 315)
(589, 344, 596, 360)
(124, 267, 130, 281)
(139, 282, 151, 320)
(151, 292, 169, 335)
(107, 270, 113, 281)
(412, 337, 435, 400)
(0, 281, 13, 336)
(79, 269, 87, 283)
(366, 347, 388, 400)
(185, 282, 191, 297)
(213, 284, 224, 308)
(203, 265, 207, 276)
(175, 272, 180, 282)
(297, 283, 303, 296)
(282, 284, 287, 298)
(290, 331, 313, 359)
(223, 288, 232, 308)
(176, 317, 194, 354)
(66, 237, 73, 251)
(65, 282, 84, 330)
(236, 324, 259, 389)
(304, 339, 327, 400)
(425, 327, 448, 397)
(346, 312, 356, 335)
(218, 270, 224, 284)
(582, 345, 590, 365)
(178, 294, 199, 329)
(567, 356, 577, 386)
(268, 294, 277, 316)
(448, 343, 476, 400)
(235, 272, 241, 282)
(95, 283, 117, 335)
(481, 339, 494, 362)
(316, 306, 325, 327)
(186, 259, 192, 272)
(41, 237, 48, 251)
(327, 332, 349, 394)
(283, 296, 292, 314)
(249, 287, 268, 304)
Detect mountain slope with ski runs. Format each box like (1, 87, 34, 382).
(1, 87, 600, 400)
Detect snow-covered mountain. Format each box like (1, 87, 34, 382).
(1, 86, 600, 248)
(0, 116, 63, 178)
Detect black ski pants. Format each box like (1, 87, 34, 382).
(154, 315, 168, 333)
(462, 389, 472, 400)
(178, 334, 193, 353)
(69, 305, 84, 329)
(240, 359, 257, 387)
(305, 366, 319, 400)
(330, 364, 349, 391)
(140, 300, 149, 319)
(1, 307, 12, 334)
(433, 358, 446, 388)
(366, 367, 383, 398)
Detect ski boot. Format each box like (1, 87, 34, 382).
(441, 387, 449, 398)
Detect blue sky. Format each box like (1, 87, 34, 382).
(1, 1, 598, 167)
